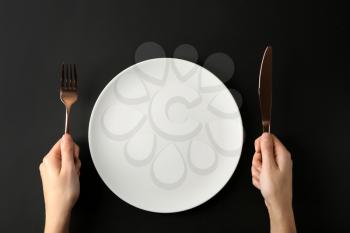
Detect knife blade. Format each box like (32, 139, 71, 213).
(258, 46, 273, 133)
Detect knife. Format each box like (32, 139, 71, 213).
(258, 46, 273, 133)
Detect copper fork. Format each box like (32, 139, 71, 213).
(60, 64, 78, 134)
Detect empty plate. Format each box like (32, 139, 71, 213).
(88, 58, 243, 213)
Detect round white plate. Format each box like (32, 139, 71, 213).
(89, 58, 243, 213)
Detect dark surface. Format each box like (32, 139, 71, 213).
(0, 0, 349, 232)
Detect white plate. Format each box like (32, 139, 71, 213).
(88, 58, 243, 213)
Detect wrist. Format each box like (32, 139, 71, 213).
(45, 208, 71, 233)
(266, 201, 296, 233)
(267, 201, 293, 219)
(265, 195, 293, 214)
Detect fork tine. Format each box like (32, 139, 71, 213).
(60, 63, 65, 88)
(73, 64, 78, 89)
(65, 64, 69, 89)
(63, 63, 68, 89)
(60, 63, 78, 90)
(68, 64, 72, 89)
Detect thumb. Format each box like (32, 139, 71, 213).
(60, 134, 74, 171)
(260, 133, 277, 169)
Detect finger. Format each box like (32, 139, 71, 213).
(75, 159, 81, 173)
(272, 135, 292, 170)
(252, 177, 260, 189)
(251, 165, 260, 178)
(39, 162, 45, 175)
(42, 154, 60, 174)
(254, 137, 261, 152)
(39, 163, 46, 184)
(272, 135, 290, 156)
(74, 143, 80, 160)
(260, 133, 277, 169)
(45, 138, 63, 172)
(61, 134, 75, 171)
(252, 152, 262, 171)
(48, 139, 62, 159)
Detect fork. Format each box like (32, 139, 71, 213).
(60, 64, 78, 134)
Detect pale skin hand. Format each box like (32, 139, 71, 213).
(252, 133, 296, 233)
(39, 134, 81, 233)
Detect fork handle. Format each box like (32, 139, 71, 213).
(65, 107, 71, 134)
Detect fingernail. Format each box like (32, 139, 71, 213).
(62, 133, 71, 142)
(261, 133, 272, 142)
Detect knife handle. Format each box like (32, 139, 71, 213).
(262, 121, 270, 133)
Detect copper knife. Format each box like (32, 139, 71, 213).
(258, 46, 273, 133)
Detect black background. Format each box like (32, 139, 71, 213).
(0, 0, 349, 232)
